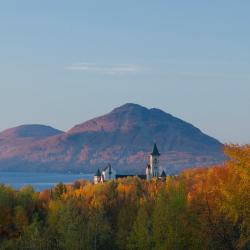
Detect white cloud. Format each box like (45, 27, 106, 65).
(65, 62, 144, 75)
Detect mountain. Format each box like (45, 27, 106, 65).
(0, 104, 225, 174)
(0, 124, 63, 139)
(0, 124, 63, 150)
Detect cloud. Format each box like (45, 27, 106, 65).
(65, 62, 144, 75)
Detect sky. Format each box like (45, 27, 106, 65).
(0, 1, 249, 144)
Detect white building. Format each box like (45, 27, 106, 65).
(94, 164, 116, 184)
(94, 168, 102, 184)
(146, 143, 166, 181)
(101, 164, 116, 181)
(94, 144, 166, 184)
(146, 143, 160, 180)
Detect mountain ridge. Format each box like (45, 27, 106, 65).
(0, 104, 225, 173)
(0, 124, 64, 138)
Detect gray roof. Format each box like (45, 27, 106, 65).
(95, 168, 101, 177)
(103, 164, 113, 174)
(160, 170, 166, 177)
(151, 143, 160, 156)
(103, 163, 112, 171)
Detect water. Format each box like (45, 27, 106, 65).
(0, 172, 93, 191)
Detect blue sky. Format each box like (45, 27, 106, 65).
(0, 1, 249, 143)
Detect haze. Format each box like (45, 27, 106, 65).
(0, 1, 249, 144)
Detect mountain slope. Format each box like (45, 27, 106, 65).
(0, 124, 63, 139)
(0, 104, 225, 173)
(0, 124, 63, 150)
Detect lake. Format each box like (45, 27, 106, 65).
(0, 172, 93, 191)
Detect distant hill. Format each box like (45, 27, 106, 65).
(0, 124, 63, 139)
(0, 124, 63, 151)
(0, 104, 225, 174)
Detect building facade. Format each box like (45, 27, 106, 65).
(94, 164, 116, 184)
(94, 143, 166, 184)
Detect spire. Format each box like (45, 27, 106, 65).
(160, 170, 166, 178)
(151, 143, 160, 156)
(95, 168, 101, 177)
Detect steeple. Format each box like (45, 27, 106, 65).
(160, 170, 166, 178)
(95, 168, 101, 177)
(159, 170, 167, 181)
(151, 143, 160, 156)
(146, 143, 161, 180)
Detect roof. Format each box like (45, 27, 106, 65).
(95, 168, 101, 177)
(137, 175, 147, 180)
(116, 175, 146, 180)
(151, 143, 160, 156)
(116, 175, 135, 179)
(160, 170, 166, 178)
(103, 164, 112, 171)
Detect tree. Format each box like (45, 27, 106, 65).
(128, 205, 152, 250)
(152, 179, 196, 250)
(53, 182, 67, 199)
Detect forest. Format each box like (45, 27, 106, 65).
(0, 145, 249, 250)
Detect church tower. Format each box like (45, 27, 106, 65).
(150, 143, 160, 178)
(146, 143, 160, 180)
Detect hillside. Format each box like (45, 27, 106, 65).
(0, 104, 225, 173)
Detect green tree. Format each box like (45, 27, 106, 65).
(152, 180, 195, 250)
(128, 205, 152, 250)
(53, 182, 67, 199)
